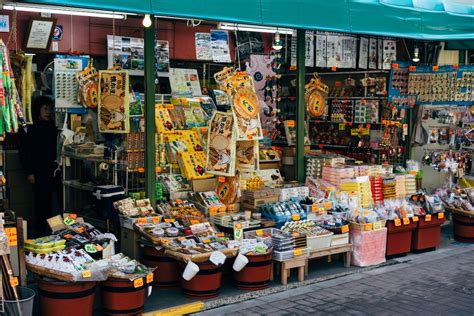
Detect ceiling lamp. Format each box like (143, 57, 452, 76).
(142, 14, 152, 27)
(412, 47, 420, 62)
(272, 32, 283, 50)
(219, 23, 293, 35)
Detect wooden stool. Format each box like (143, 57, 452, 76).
(278, 257, 306, 285)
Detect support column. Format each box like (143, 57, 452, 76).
(296, 29, 306, 183)
(144, 16, 156, 205)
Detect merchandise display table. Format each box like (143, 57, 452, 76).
(272, 256, 307, 285)
(305, 243, 352, 275)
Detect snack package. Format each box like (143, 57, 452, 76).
(205, 111, 236, 176)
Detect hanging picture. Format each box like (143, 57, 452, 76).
(107, 35, 169, 77)
(359, 37, 368, 69)
(315, 32, 327, 68)
(98, 70, 130, 133)
(169, 68, 202, 96)
(24, 17, 56, 53)
(326, 34, 342, 68)
(210, 30, 231, 63)
(0, 15, 9, 33)
(249, 54, 277, 127)
(305, 31, 315, 67)
(290, 30, 297, 69)
(341, 35, 357, 68)
(236, 140, 259, 172)
(383, 39, 397, 70)
(369, 38, 377, 69)
(232, 86, 264, 141)
(377, 38, 384, 70)
(195, 33, 212, 60)
(235, 31, 265, 61)
(52, 25, 63, 41)
(206, 111, 236, 176)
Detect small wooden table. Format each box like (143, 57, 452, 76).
(305, 244, 353, 275)
(272, 256, 307, 285)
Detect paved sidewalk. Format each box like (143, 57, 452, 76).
(196, 243, 474, 315)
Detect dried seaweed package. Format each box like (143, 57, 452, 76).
(205, 111, 236, 176)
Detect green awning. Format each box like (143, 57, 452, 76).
(20, 0, 474, 40)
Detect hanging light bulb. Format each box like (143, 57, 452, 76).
(142, 14, 152, 28)
(412, 47, 420, 63)
(272, 31, 283, 51)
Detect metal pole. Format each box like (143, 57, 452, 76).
(144, 16, 156, 206)
(296, 29, 306, 183)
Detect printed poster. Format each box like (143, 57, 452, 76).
(383, 39, 397, 70)
(377, 38, 383, 70)
(155, 40, 170, 73)
(0, 15, 9, 33)
(341, 35, 357, 68)
(305, 31, 314, 67)
(369, 38, 377, 69)
(195, 33, 212, 60)
(206, 111, 236, 176)
(315, 32, 327, 68)
(210, 30, 231, 63)
(169, 68, 202, 96)
(359, 37, 368, 69)
(290, 30, 297, 69)
(326, 35, 342, 68)
(232, 87, 264, 141)
(249, 54, 277, 127)
(98, 70, 130, 133)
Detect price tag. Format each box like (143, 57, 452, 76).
(412, 216, 419, 222)
(152, 216, 161, 223)
(63, 216, 76, 226)
(256, 229, 264, 236)
(394, 219, 402, 227)
(190, 220, 200, 225)
(341, 225, 349, 234)
(324, 202, 332, 210)
(82, 270, 91, 278)
(85, 244, 98, 253)
(161, 238, 169, 245)
(331, 66, 337, 71)
(137, 218, 147, 225)
(4, 227, 17, 246)
(294, 249, 303, 256)
(452, 64, 459, 70)
(9, 277, 19, 287)
(364, 223, 373, 231)
(178, 236, 186, 241)
(339, 123, 346, 131)
(392, 63, 399, 70)
(409, 66, 417, 71)
(218, 176, 226, 183)
(219, 206, 226, 213)
(134, 278, 144, 288)
(216, 233, 225, 237)
(311, 204, 318, 212)
(166, 104, 174, 110)
(292, 214, 300, 221)
(403, 217, 410, 225)
(432, 66, 439, 72)
(69, 214, 78, 220)
(438, 213, 445, 219)
(146, 273, 154, 284)
(425, 214, 432, 222)
(95, 244, 103, 252)
(164, 218, 175, 223)
(287, 120, 295, 127)
(63, 234, 73, 239)
(192, 211, 201, 217)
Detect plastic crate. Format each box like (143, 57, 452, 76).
(273, 248, 308, 262)
(330, 233, 349, 246)
(307, 233, 333, 250)
(244, 228, 282, 246)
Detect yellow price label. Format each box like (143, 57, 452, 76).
(311, 204, 318, 213)
(339, 123, 346, 131)
(9, 277, 18, 287)
(287, 120, 295, 127)
(402, 218, 410, 225)
(178, 236, 186, 241)
(164, 218, 175, 223)
(218, 176, 226, 183)
(216, 233, 225, 237)
(256, 229, 264, 236)
(82, 270, 91, 278)
(292, 214, 300, 221)
(219, 206, 226, 213)
(341, 225, 349, 234)
(412, 216, 419, 222)
(294, 249, 303, 257)
(364, 223, 373, 230)
(4, 227, 17, 246)
(190, 220, 200, 225)
(425, 214, 432, 222)
(394, 219, 402, 227)
(324, 202, 332, 210)
(152, 216, 161, 223)
(134, 278, 144, 288)
(166, 104, 174, 110)
(146, 273, 154, 284)
(438, 213, 445, 219)
(137, 218, 147, 225)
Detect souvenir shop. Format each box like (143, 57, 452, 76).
(0, 0, 474, 315)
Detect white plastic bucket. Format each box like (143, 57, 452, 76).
(232, 253, 249, 272)
(182, 261, 200, 281)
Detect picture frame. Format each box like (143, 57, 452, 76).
(24, 17, 57, 53)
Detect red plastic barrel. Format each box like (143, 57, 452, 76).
(140, 245, 180, 287)
(453, 213, 474, 243)
(37, 278, 96, 316)
(386, 220, 417, 256)
(100, 278, 146, 315)
(233, 251, 273, 291)
(180, 262, 223, 299)
(412, 215, 445, 251)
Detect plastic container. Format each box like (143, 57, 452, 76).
(330, 233, 350, 246)
(350, 228, 387, 267)
(307, 232, 334, 250)
(37, 278, 97, 316)
(3, 287, 35, 316)
(100, 278, 146, 315)
(273, 248, 308, 262)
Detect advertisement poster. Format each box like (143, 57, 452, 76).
(0, 15, 9, 32)
(107, 35, 169, 77)
(305, 31, 315, 67)
(210, 30, 231, 63)
(195, 33, 212, 60)
(359, 37, 368, 69)
(98, 70, 130, 133)
(369, 38, 377, 69)
(169, 68, 202, 96)
(315, 32, 327, 68)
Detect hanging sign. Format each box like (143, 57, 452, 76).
(195, 33, 212, 60)
(98, 70, 130, 133)
(210, 30, 231, 63)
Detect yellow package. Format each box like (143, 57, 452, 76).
(155, 104, 174, 134)
(178, 152, 212, 180)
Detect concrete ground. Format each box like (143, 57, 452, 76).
(195, 242, 474, 315)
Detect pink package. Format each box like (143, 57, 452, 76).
(350, 228, 387, 267)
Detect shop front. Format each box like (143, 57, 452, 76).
(0, 0, 473, 314)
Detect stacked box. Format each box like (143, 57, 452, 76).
(340, 176, 372, 208)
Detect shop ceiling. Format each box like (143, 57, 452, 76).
(17, 0, 474, 40)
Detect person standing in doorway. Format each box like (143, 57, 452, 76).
(19, 96, 61, 237)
